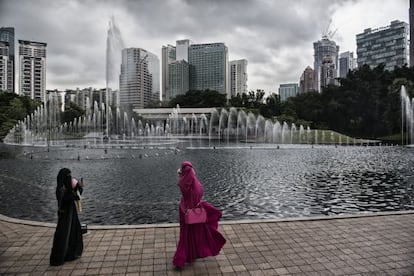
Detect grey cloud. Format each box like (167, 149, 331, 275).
(0, 0, 407, 92)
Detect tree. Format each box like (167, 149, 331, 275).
(61, 102, 85, 124)
(0, 91, 41, 141)
(168, 90, 227, 108)
(259, 93, 281, 118)
(278, 64, 414, 139)
(229, 93, 244, 107)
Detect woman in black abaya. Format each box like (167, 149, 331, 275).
(50, 168, 83, 266)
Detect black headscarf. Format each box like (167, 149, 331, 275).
(56, 168, 71, 211)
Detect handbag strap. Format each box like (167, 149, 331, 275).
(188, 182, 201, 211)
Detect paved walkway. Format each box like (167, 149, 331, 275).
(1, 212, 414, 275)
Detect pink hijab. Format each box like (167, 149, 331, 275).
(178, 161, 203, 210)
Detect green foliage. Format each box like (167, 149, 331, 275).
(284, 64, 414, 139)
(61, 102, 85, 124)
(0, 91, 41, 141)
(275, 114, 296, 125)
(146, 99, 163, 108)
(259, 93, 281, 118)
(229, 90, 282, 119)
(168, 90, 227, 108)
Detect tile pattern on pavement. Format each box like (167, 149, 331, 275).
(1, 213, 414, 275)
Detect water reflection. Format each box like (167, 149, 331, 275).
(0, 143, 413, 225)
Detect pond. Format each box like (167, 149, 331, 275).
(0, 142, 413, 225)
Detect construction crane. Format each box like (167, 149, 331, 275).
(322, 18, 338, 40)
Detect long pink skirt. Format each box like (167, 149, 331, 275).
(172, 201, 226, 267)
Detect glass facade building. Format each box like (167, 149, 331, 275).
(0, 27, 15, 93)
(339, 51, 356, 78)
(279, 83, 299, 102)
(229, 59, 248, 97)
(356, 20, 409, 71)
(19, 40, 47, 102)
(313, 36, 339, 92)
(176, 39, 190, 61)
(161, 45, 176, 102)
(162, 40, 230, 102)
(188, 43, 229, 98)
(161, 39, 191, 102)
(119, 48, 159, 109)
(168, 60, 189, 98)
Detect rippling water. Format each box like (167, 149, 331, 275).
(0, 142, 413, 225)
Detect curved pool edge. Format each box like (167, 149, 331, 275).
(2, 210, 414, 230)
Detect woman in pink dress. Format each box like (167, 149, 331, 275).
(173, 161, 226, 269)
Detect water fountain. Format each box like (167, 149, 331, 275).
(400, 85, 414, 145)
(106, 16, 125, 138)
(1, 21, 412, 226)
(4, 15, 347, 149)
(5, 99, 332, 148)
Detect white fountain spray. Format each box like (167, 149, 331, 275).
(106, 16, 125, 137)
(400, 85, 414, 145)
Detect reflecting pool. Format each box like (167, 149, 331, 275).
(0, 142, 413, 225)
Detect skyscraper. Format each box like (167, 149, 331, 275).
(19, 40, 47, 102)
(339, 51, 356, 78)
(119, 48, 160, 109)
(279, 83, 299, 102)
(162, 40, 232, 101)
(161, 45, 176, 102)
(299, 66, 315, 93)
(356, 20, 409, 71)
(320, 56, 337, 87)
(229, 59, 248, 97)
(313, 36, 339, 92)
(0, 42, 12, 92)
(188, 43, 229, 98)
(169, 60, 189, 99)
(0, 27, 15, 93)
(176, 39, 191, 61)
(161, 39, 192, 102)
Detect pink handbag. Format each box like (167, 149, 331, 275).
(185, 206, 207, 224)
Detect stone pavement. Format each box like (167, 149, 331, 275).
(1, 211, 414, 276)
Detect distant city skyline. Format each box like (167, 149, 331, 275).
(0, 0, 409, 94)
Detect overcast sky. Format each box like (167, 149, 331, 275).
(0, 0, 409, 94)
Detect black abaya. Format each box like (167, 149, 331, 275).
(50, 170, 83, 266)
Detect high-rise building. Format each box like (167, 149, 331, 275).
(162, 40, 231, 101)
(356, 20, 409, 71)
(161, 45, 176, 102)
(299, 66, 315, 93)
(279, 83, 299, 102)
(320, 56, 338, 87)
(313, 36, 339, 92)
(176, 39, 191, 61)
(229, 59, 248, 97)
(188, 43, 229, 98)
(62, 87, 106, 113)
(119, 48, 160, 109)
(0, 42, 12, 92)
(0, 27, 15, 93)
(161, 39, 192, 102)
(19, 40, 47, 102)
(169, 60, 189, 99)
(339, 51, 356, 78)
(409, 0, 414, 67)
